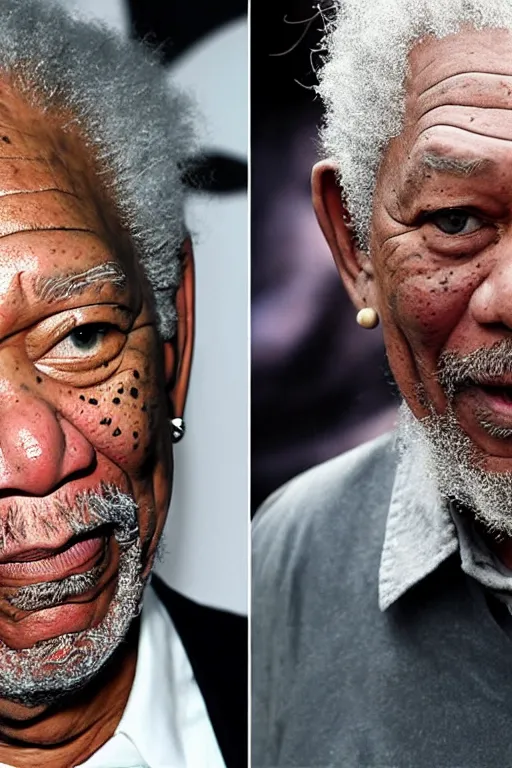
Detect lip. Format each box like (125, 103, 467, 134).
(473, 384, 512, 418)
(0, 532, 108, 583)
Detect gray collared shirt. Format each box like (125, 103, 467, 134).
(379, 436, 512, 612)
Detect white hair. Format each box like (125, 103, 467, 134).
(316, 0, 512, 249)
(0, 0, 195, 339)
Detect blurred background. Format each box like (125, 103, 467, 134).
(53, 0, 248, 615)
(251, 1, 398, 514)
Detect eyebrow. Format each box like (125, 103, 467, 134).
(34, 262, 127, 303)
(420, 151, 495, 177)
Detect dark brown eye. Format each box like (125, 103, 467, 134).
(429, 209, 483, 235)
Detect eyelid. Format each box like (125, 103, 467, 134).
(25, 305, 133, 359)
(421, 206, 482, 222)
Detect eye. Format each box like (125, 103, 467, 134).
(67, 323, 110, 352)
(35, 322, 126, 376)
(427, 208, 484, 235)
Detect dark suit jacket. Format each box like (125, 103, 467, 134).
(152, 575, 247, 768)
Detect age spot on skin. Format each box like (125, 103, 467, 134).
(133, 443, 139, 450)
(112, 427, 121, 437)
(133, 431, 138, 439)
(36, 376, 42, 384)
(1, 136, 10, 144)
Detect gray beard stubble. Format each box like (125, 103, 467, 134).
(400, 339, 512, 536)
(0, 485, 147, 708)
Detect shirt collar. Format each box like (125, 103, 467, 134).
(378, 438, 459, 611)
(114, 578, 186, 767)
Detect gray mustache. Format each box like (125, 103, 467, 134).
(0, 483, 139, 553)
(438, 339, 512, 395)
(0, 485, 140, 613)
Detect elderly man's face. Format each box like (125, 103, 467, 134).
(315, 27, 512, 474)
(0, 84, 183, 710)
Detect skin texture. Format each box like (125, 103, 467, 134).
(0, 82, 194, 767)
(313, 27, 512, 565)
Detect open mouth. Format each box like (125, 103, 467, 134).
(0, 526, 112, 585)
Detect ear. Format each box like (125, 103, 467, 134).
(163, 236, 195, 420)
(312, 159, 378, 311)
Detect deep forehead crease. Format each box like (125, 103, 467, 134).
(418, 69, 512, 99)
(0, 188, 80, 200)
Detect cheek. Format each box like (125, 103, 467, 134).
(60, 358, 166, 474)
(379, 249, 481, 353)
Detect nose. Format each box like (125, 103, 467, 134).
(470, 249, 512, 329)
(0, 390, 94, 497)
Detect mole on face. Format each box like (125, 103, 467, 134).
(113, 397, 120, 405)
(130, 387, 138, 399)
(112, 427, 121, 437)
(100, 417, 112, 426)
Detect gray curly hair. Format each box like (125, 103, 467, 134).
(0, 0, 194, 339)
(316, 0, 512, 250)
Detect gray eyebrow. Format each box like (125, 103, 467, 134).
(35, 261, 127, 303)
(420, 151, 494, 177)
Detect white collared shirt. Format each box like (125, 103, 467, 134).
(80, 582, 225, 767)
(0, 583, 226, 768)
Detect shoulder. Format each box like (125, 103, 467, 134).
(252, 431, 398, 580)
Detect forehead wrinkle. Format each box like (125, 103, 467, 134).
(417, 70, 512, 99)
(0, 225, 95, 243)
(0, 123, 38, 139)
(0, 188, 80, 200)
(414, 121, 512, 148)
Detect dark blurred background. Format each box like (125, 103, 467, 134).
(251, 1, 399, 514)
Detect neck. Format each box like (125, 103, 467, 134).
(0, 618, 139, 768)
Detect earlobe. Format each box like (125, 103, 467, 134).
(166, 237, 195, 421)
(312, 159, 376, 310)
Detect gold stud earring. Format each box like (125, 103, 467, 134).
(356, 307, 379, 329)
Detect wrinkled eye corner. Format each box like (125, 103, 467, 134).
(422, 207, 484, 236)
